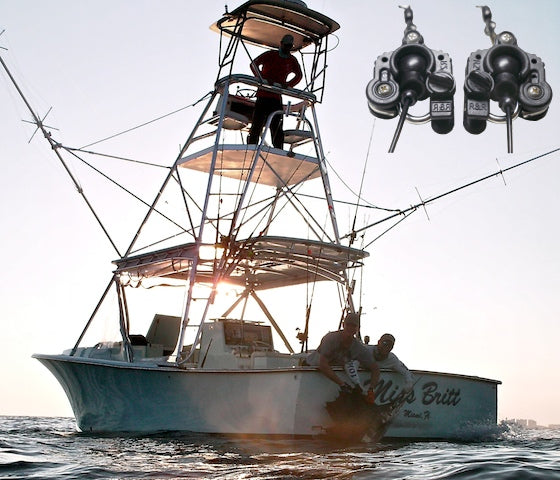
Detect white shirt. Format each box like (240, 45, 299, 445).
(367, 345, 414, 390)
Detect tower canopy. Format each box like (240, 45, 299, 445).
(211, 0, 340, 50)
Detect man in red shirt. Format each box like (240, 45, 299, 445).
(247, 34, 303, 148)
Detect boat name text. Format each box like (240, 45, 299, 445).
(373, 379, 461, 407)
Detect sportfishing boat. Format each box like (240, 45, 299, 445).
(3, 0, 499, 439)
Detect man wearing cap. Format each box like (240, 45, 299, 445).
(247, 34, 303, 148)
(366, 333, 414, 392)
(305, 312, 380, 403)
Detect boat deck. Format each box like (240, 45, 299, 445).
(179, 144, 320, 187)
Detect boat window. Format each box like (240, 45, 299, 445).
(223, 321, 273, 349)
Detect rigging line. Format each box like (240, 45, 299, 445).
(261, 180, 334, 243)
(297, 191, 400, 213)
(138, 282, 185, 290)
(0, 54, 40, 125)
(63, 147, 190, 236)
(279, 148, 318, 187)
(200, 148, 263, 285)
(363, 210, 417, 250)
(227, 144, 254, 239)
(351, 119, 376, 244)
(173, 167, 197, 241)
(247, 189, 280, 242)
(65, 147, 170, 169)
(351, 146, 560, 239)
(190, 183, 279, 252)
(129, 231, 192, 257)
(71, 275, 117, 355)
(224, 201, 327, 293)
(241, 152, 339, 241)
(215, 149, 226, 247)
(235, 191, 277, 241)
(124, 89, 218, 261)
(171, 168, 230, 245)
(216, 194, 282, 263)
(225, 145, 285, 245)
(216, 160, 242, 254)
(56, 151, 121, 257)
(79, 91, 213, 149)
(128, 170, 219, 257)
(240, 164, 315, 240)
(224, 194, 279, 234)
(214, 185, 280, 285)
(301, 250, 325, 341)
(344, 205, 410, 240)
(324, 156, 397, 212)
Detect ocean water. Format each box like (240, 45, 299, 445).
(0, 416, 558, 479)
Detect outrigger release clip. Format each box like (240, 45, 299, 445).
(463, 6, 552, 153)
(366, 5, 455, 153)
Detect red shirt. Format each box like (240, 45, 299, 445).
(252, 50, 302, 98)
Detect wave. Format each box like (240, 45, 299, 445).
(1, 416, 559, 479)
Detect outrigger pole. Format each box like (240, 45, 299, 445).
(0, 54, 123, 258)
(347, 147, 560, 245)
(0, 51, 219, 360)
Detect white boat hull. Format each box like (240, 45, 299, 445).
(34, 354, 498, 439)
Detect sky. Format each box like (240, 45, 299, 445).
(1, 0, 559, 426)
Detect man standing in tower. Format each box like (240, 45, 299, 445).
(247, 34, 303, 148)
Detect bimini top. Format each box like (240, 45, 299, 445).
(211, 0, 340, 50)
(113, 236, 368, 290)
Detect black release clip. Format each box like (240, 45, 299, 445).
(463, 6, 552, 153)
(366, 6, 456, 153)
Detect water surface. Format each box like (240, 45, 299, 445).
(1, 416, 558, 479)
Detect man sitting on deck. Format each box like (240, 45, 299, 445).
(305, 313, 380, 404)
(247, 34, 303, 149)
